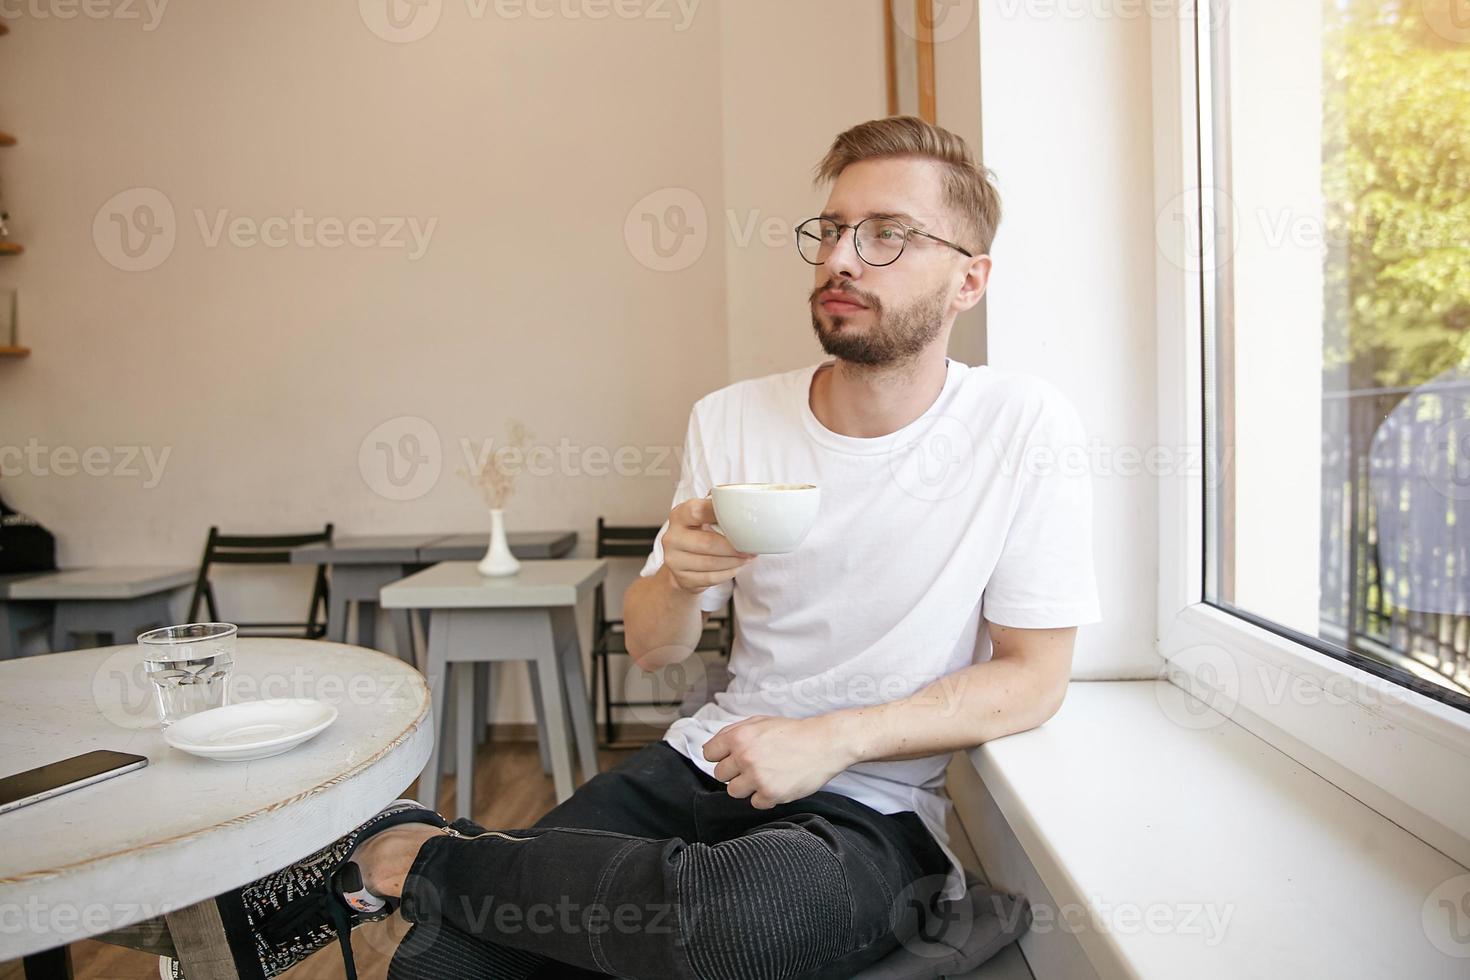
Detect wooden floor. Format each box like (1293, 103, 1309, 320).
(0, 741, 637, 980)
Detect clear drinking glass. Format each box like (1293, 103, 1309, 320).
(138, 623, 237, 727)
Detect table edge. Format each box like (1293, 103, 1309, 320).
(0, 644, 432, 889)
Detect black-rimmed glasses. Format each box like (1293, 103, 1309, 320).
(795, 216, 974, 267)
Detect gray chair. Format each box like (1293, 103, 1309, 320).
(590, 518, 734, 746)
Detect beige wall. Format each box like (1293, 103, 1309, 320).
(978, 3, 1161, 678)
(0, 3, 733, 614)
(933, 0, 987, 366)
(718, 1, 989, 381)
(716, 1, 889, 382)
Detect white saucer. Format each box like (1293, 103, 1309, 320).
(164, 699, 338, 762)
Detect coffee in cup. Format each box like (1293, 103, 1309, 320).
(709, 483, 820, 555)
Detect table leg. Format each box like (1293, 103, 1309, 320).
(165, 898, 240, 980)
(0, 603, 14, 661)
(455, 660, 476, 820)
(533, 648, 575, 802)
(50, 602, 80, 651)
(327, 590, 350, 644)
(355, 600, 378, 650)
(420, 610, 451, 814)
(136, 599, 171, 637)
(390, 608, 416, 667)
(1, 601, 51, 659)
(553, 607, 599, 785)
(473, 661, 489, 746)
(111, 595, 173, 645)
(526, 665, 552, 775)
(21, 946, 71, 980)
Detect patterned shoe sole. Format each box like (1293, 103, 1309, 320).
(214, 799, 447, 980)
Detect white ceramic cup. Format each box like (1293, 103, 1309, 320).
(709, 483, 821, 555)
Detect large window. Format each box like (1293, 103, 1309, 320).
(1200, 0, 1470, 713)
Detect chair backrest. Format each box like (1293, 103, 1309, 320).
(188, 524, 333, 638)
(595, 517, 662, 559)
(593, 518, 661, 631)
(592, 517, 734, 653)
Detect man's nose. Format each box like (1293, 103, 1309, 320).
(823, 226, 863, 280)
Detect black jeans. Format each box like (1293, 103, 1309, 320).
(386, 741, 951, 980)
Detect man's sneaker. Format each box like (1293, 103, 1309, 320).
(157, 799, 446, 980)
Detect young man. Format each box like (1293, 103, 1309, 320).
(169, 115, 1100, 980)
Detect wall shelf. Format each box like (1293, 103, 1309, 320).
(1, 22, 20, 360)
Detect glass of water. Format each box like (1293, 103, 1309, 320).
(138, 623, 237, 727)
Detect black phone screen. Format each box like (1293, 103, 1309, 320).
(0, 750, 149, 809)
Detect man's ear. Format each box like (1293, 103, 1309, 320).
(954, 254, 993, 313)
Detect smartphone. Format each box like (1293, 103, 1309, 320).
(0, 750, 148, 815)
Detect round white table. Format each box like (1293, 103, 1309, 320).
(0, 639, 432, 979)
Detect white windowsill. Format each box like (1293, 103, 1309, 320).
(946, 679, 1470, 979)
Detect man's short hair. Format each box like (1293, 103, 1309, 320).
(813, 115, 1002, 256)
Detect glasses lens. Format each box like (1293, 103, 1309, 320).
(855, 219, 907, 265)
(797, 218, 839, 264)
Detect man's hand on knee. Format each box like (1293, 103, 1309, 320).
(703, 714, 857, 809)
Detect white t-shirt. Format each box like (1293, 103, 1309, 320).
(640, 357, 1102, 903)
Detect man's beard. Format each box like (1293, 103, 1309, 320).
(809, 281, 948, 367)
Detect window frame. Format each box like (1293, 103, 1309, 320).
(1151, 2, 1470, 869)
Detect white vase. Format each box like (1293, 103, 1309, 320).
(477, 508, 521, 577)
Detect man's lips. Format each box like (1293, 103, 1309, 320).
(818, 291, 869, 313)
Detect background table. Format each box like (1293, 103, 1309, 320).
(380, 560, 605, 812)
(291, 534, 438, 656)
(0, 571, 50, 660)
(0, 566, 194, 657)
(292, 531, 578, 660)
(0, 639, 431, 979)
(416, 530, 577, 563)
